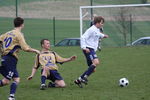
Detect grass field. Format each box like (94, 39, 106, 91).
(0, 0, 150, 100)
(0, 46, 150, 100)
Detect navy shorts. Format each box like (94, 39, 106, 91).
(83, 47, 98, 66)
(0, 54, 18, 80)
(41, 69, 63, 82)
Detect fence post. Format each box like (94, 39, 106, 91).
(16, 0, 18, 17)
(53, 16, 56, 46)
(90, 0, 93, 20)
(129, 14, 132, 44)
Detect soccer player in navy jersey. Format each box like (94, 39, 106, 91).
(74, 16, 108, 88)
(0, 17, 40, 100)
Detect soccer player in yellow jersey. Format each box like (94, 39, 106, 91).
(0, 17, 40, 100)
(27, 39, 76, 90)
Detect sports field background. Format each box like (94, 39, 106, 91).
(0, 18, 150, 47)
(0, 0, 150, 100)
(0, 46, 150, 100)
(0, 0, 150, 47)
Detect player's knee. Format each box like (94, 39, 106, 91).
(13, 77, 20, 84)
(59, 83, 66, 88)
(93, 60, 100, 66)
(56, 81, 66, 88)
(2, 79, 10, 85)
(96, 61, 100, 65)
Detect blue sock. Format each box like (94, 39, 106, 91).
(0, 80, 4, 87)
(80, 71, 87, 79)
(85, 65, 96, 76)
(41, 76, 46, 84)
(10, 81, 18, 96)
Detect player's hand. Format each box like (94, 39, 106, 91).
(70, 56, 77, 61)
(104, 34, 109, 38)
(27, 76, 33, 80)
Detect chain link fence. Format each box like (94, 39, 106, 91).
(0, 0, 149, 47)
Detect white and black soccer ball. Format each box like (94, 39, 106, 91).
(119, 78, 129, 87)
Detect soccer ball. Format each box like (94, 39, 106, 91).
(119, 78, 129, 87)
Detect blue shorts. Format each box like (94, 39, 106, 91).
(41, 69, 63, 82)
(83, 47, 98, 66)
(0, 54, 18, 80)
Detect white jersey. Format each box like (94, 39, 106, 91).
(80, 25, 104, 51)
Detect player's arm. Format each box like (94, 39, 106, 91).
(98, 30, 108, 39)
(54, 52, 77, 63)
(103, 34, 109, 38)
(18, 33, 40, 54)
(27, 54, 40, 80)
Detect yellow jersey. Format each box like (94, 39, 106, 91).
(0, 29, 31, 59)
(34, 50, 68, 70)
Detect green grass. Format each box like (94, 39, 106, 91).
(0, 46, 150, 100)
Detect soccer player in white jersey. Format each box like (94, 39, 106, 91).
(74, 16, 108, 88)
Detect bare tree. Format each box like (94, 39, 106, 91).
(114, 7, 133, 45)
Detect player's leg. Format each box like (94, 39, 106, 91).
(8, 77, 20, 100)
(0, 78, 10, 87)
(84, 58, 99, 77)
(54, 80, 66, 88)
(82, 48, 99, 78)
(80, 59, 99, 84)
(0, 61, 11, 87)
(74, 49, 92, 87)
(80, 59, 92, 80)
(3, 55, 18, 100)
(47, 70, 65, 88)
(40, 67, 49, 90)
(0, 55, 16, 86)
(75, 48, 99, 86)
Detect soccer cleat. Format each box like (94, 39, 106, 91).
(40, 84, 46, 90)
(48, 82, 55, 88)
(8, 96, 15, 100)
(74, 79, 83, 88)
(81, 77, 88, 85)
